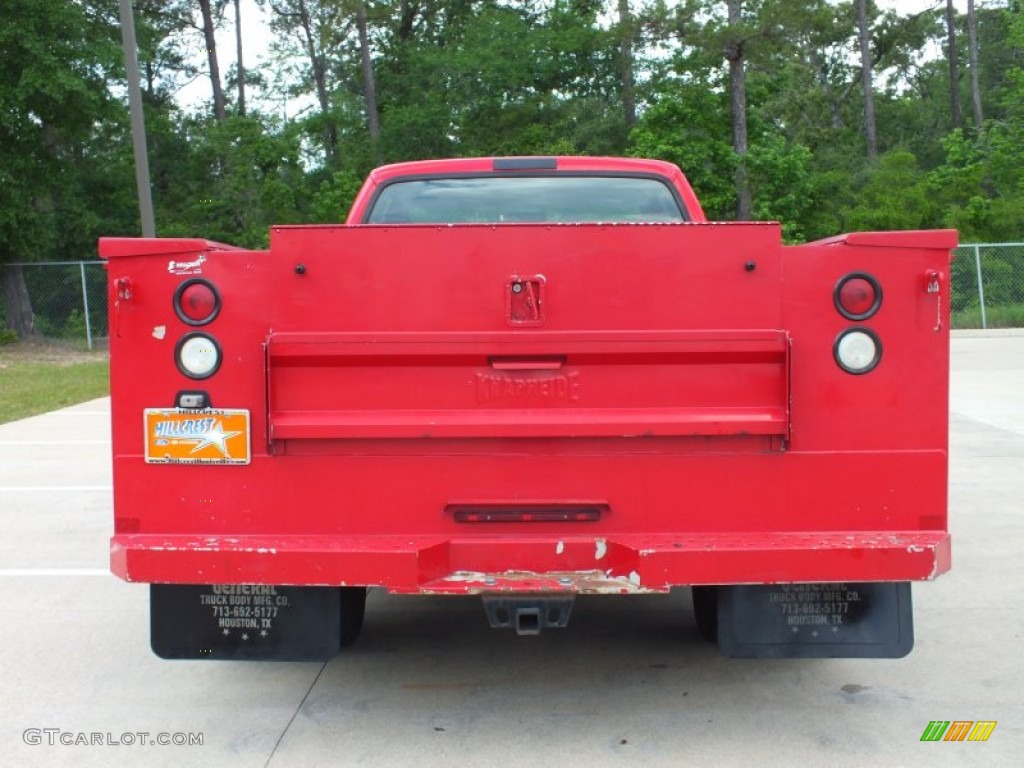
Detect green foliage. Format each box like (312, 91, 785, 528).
(746, 134, 814, 242)
(0, 0, 126, 264)
(845, 150, 935, 232)
(312, 171, 365, 223)
(62, 310, 87, 342)
(629, 84, 735, 219)
(927, 130, 993, 240)
(155, 113, 308, 248)
(372, 0, 624, 160)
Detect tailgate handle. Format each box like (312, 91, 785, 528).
(489, 356, 565, 371)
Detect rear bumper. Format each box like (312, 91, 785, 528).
(111, 531, 950, 593)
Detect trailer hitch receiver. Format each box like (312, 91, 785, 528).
(482, 596, 575, 635)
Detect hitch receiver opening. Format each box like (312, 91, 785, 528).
(483, 596, 574, 635)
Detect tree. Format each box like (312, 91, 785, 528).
(724, 0, 752, 219)
(234, 0, 246, 115)
(159, 113, 309, 246)
(133, 0, 196, 108)
(855, 0, 878, 161)
(618, 0, 636, 128)
(976, 5, 1024, 240)
(945, 0, 962, 128)
(368, 0, 623, 161)
(967, 0, 983, 130)
(356, 0, 380, 153)
(630, 83, 736, 219)
(269, 0, 356, 166)
(846, 150, 934, 231)
(199, 0, 227, 120)
(0, 0, 127, 338)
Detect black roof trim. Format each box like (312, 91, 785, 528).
(492, 157, 558, 171)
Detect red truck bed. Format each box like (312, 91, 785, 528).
(99, 157, 955, 659)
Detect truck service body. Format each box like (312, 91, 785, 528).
(99, 157, 955, 659)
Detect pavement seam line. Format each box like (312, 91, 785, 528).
(0, 569, 109, 576)
(264, 661, 328, 768)
(0, 486, 113, 491)
(0, 440, 111, 445)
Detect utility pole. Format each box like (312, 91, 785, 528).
(117, 0, 156, 237)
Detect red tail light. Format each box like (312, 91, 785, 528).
(174, 279, 220, 325)
(835, 273, 881, 320)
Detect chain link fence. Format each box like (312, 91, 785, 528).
(0, 261, 108, 349)
(951, 243, 1024, 329)
(1, 246, 1022, 344)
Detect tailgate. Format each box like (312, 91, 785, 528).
(268, 330, 789, 440)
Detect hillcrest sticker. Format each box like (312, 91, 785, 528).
(144, 409, 251, 464)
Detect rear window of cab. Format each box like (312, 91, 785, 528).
(365, 175, 688, 224)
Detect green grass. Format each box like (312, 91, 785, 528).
(952, 303, 1024, 329)
(0, 347, 109, 424)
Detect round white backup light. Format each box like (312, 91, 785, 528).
(176, 334, 221, 379)
(835, 329, 881, 374)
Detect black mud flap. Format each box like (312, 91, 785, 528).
(150, 584, 341, 661)
(717, 582, 913, 658)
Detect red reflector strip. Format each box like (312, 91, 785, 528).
(450, 505, 605, 523)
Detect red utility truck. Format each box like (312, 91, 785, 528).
(99, 157, 955, 659)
